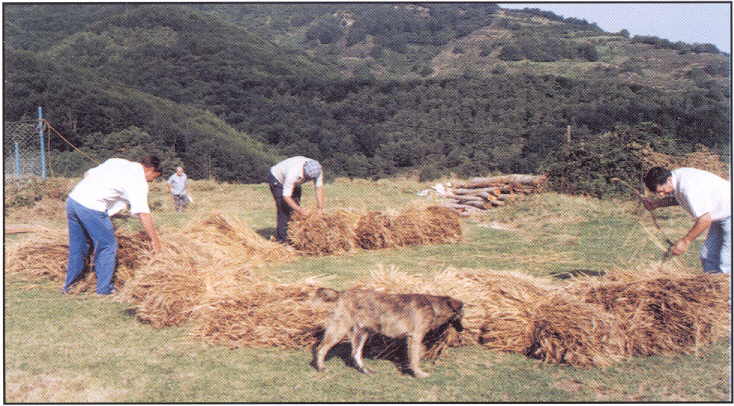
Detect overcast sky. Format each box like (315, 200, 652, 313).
(498, 3, 731, 53)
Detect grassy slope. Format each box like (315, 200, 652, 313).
(4, 177, 731, 402)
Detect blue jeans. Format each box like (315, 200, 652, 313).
(64, 198, 118, 294)
(701, 217, 731, 274)
(268, 174, 301, 244)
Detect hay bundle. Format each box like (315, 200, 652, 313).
(181, 213, 294, 265)
(288, 209, 362, 255)
(353, 265, 730, 368)
(5, 228, 69, 279)
(387, 205, 462, 246)
(354, 211, 397, 249)
(528, 293, 628, 368)
(120, 239, 212, 327)
(5, 228, 151, 293)
(451, 270, 552, 353)
(391, 205, 462, 247)
(289, 205, 462, 255)
(122, 214, 294, 327)
(421, 205, 463, 243)
(570, 266, 731, 357)
(114, 231, 154, 284)
(189, 277, 332, 349)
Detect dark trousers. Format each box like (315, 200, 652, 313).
(268, 174, 301, 244)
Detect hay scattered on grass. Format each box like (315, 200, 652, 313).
(288, 205, 463, 255)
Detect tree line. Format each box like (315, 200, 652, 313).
(4, 4, 730, 198)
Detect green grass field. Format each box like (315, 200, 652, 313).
(4, 177, 731, 402)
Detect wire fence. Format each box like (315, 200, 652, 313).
(4, 119, 44, 179)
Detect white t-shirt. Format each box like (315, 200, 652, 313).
(672, 168, 731, 221)
(167, 173, 188, 195)
(68, 158, 151, 214)
(270, 156, 323, 197)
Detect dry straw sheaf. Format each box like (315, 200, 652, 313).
(5, 214, 729, 368)
(121, 213, 295, 327)
(189, 277, 333, 349)
(352, 265, 730, 368)
(288, 205, 463, 255)
(4, 228, 151, 293)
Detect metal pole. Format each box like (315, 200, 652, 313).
(39, 106, 46, 179)
(14, 142, 21, 179)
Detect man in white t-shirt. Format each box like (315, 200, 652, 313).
(268, 156, 324, 244)
(63, 155, 162, 295)
(642, 167, 731, 274)
(167, 166, 189, 213)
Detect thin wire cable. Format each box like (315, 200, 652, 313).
(41, 119, 100, 166)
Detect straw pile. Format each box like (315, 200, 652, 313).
(352, 265, 730, 368)
(568, 266, 731, 358)
(190, 277, 333, 349)
(5, 228, 70, 280)
(287, 208, 362, 255)
(121, 213, 295, 327)
(6, 217, 729, 369)
(4, 228, 151, 293)
(179, 213, 292, 266)
(288, 205, 463, 255)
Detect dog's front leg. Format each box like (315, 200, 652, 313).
(407, 335, 429, 378)
(352, 331, 375, 374)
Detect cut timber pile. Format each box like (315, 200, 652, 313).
(422, 174, 546, 215)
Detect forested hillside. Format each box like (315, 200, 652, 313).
(4, 3, 730, 193)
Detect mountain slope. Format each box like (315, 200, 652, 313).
(3, 3, 729, 186)
(42, 5, 335, 106)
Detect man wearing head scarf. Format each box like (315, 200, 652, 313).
(268, 156, 325, 244)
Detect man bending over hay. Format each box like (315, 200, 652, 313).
(643, 167, 731, 274)
(62, 155, 162, 295)
(268, 156, 325, 244)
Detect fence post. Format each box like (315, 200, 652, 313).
(38, 106, 46, 179)
(14, 142, 20, 179)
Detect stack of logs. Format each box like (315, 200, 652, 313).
(433, 174, 546, 214)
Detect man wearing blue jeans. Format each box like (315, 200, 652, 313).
(642, 167, 731, 274)
(63, 155, 162, 295)
(268, 156, 324, 244)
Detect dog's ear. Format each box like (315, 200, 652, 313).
(314, 287, 340, 302)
